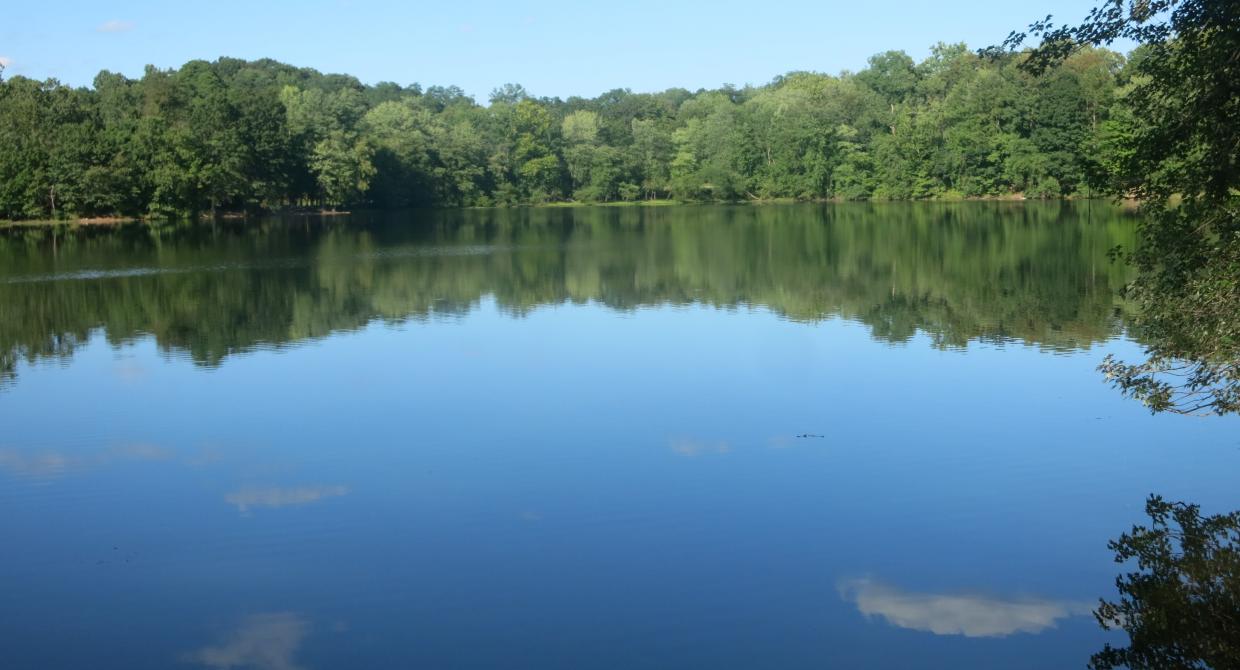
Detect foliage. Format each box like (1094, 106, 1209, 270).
(1091, 495, 1240, 670)
(0, 45, 1139, 219)
(995, 0, 1240, 414)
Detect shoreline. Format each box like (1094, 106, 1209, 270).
(0, 209, 357, 229)
(1, 197, 1138, 228)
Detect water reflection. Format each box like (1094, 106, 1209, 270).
(6, 204, 1235, 670)
(839, 577, 1091, 638)
(225, 485, 350, 514)
(0, 443, 173, 480)
(0, 449, 76, 479)
(0, 202, 1137, 389)
(0, 443, 348, 519)
(668, 437, 732, 457)
(184, 612, 310, 670)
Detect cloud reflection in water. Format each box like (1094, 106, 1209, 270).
(668, 437, 730, 457)
(184, 612, 308, 670)
(838, 577, 1090, 638)
(0, 443, 173, 479)
(225, 485, 349, 513)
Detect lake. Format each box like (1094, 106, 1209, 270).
(1, 202, 1236, 669)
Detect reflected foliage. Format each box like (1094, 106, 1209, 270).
(997, 0, 1240, 414)
(1092, 496, 1240, 670)
(0, 203, 1135, 385)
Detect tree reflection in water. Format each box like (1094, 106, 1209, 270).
(1092, 496, 1240, 670)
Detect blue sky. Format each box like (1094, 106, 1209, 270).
(2, 1, 1117, 100)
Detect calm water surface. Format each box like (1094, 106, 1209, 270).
(1, 203, 1237, 669)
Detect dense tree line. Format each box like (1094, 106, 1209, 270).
(0, 44, 1131, 220)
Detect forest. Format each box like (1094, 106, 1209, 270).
(0, 43, 1131, 220)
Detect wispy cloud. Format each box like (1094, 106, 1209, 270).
(225, 485, 349, 513)
(97, 20, 135, 33)
(184, 612, 308, 670)
(838, 577, 1091, 638)
(0, 56, 12, 69)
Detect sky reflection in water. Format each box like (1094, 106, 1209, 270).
(0, 204, 1236, 669)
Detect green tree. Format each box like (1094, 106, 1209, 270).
(0, 51, 1144, 219)
(361, 100, 433, 206)
(428, 116, 488, 206)
(744, 74, 844, 199)
(857, 50, 919, 117)
(670, 93, 747, 200)
(562, 110, 601, 198)
(630, 117, 673, 199)
(998, 0, 1240, 414)
(509, 99, 562, 202)
(311, 131, 376, 207)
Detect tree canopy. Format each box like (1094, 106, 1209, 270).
(0, 46, 1136, 220)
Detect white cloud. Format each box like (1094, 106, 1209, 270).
(0, 56, 12, 69)
(184, 612, 308, 670)
(97, 20, 135, 33)
(838, 577, 1091, 638)
(226, 485, 349, 513)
